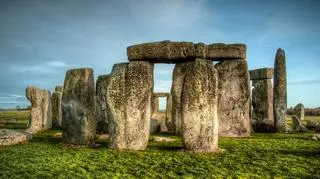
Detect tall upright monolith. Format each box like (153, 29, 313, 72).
(62, 68, 96, 145)
(52, 86, 63, 128)
(273, 48, 287, 132)
(181, 59, 219, 152)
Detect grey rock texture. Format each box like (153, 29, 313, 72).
(0, 129, 32, 146)
(96, 75, 111, 133)
(127, 41, 246, 62)
(215, 60, 251, 137)
(51, 90, 62, 129)
(250, 68, 273, 80)
(26, 86, 43, 133)
(251, 79, 275, 132)
(291, 115, 307, 132)
(55, 86, 63, 93)
(151, 96, 159, 115)
(166, 94, 174, 131)
(41, 90, 52, 130)
(107, 62, 153, 150)
(62, 68, 96, 145)
(171, 63, 188, 135)
(181, 59, 219, 152)
(207, 43, 246, 60)
(293, 103, 305, 121)
(273, 48, 287, 132)
(25, 86, 52, 133)
(306, 120, 320, 131)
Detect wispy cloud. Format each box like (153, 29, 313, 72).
(288, 79, 320, 85)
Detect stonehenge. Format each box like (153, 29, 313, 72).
(250, 68, 275, 132)
(25, 86, 53, 133)
(62, 68, 96, 145)
(52, 86, 63, 128)
(274, 48, 287, 132)
(18, 41, 291, 151)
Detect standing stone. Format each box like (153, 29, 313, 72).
(152, 96, 159, 115)
(96, 75, 111, 133)
(215, 60, 251, 137)
(293, 103, 305, 121)
(171, 63, 188, 135)
(273, 48, 287, 132)
(291, 115, 307, 132)
(107, 62, 153, 150)
(62, 68, 96, 145)
(55, 86, 63, 93)
(166, 95, 174, 131)
(52, 89, 62, 129)
(181, 59, 219, 152)
(250, 68, 274, 132)
(26, 86, 43, 133)
(41, 90, 52, 130)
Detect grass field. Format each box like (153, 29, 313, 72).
(0, 110, 30, 129)
(0, 111, 320, 177)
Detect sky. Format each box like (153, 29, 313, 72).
(0, 0, 320, 109)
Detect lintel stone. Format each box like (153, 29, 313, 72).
(250, 68, 273, 80)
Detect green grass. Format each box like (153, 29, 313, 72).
(0, 110, 30, 129)
(0, 131, 319, 178)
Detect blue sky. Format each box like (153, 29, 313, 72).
(0, 0, 319, 109)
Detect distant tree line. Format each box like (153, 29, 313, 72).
(287, 107, 320, 116)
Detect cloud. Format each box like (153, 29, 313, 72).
(288, 79, 320, 85)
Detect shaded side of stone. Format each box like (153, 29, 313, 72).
(215, 60, 251, 137)
(55, 86, 63, 93)
(250, 68, 273, 80)
(171, 63, 189, 135)
(52, 91, 62, 128)
(291, 115, 307, 132)
(96, 75, 111, 134)
(273, 48, 287, 132)
(62, 68, 96, 145)
(181, 58, 219, 152)
(166, 94, 174, 131)
(252, 79, 275, 133)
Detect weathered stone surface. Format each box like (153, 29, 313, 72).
(293, 103, 305, 121)
(207, 43, 246, 60)
(306, 120, 320, 131)
(171, 63, 188, 135)
(96, 75, 111, 133)
(251, 79, 275, 132)
(181, 59, 219, 152)
(159, 122, 168, 132)
(26, 86, 43, 133)
(291, 115, 307, 132)
(166, 94, 174, 131)
(25, 87, 52, 133)
(153, 92, 170, 97)
(51, 91, 62, 128)
(215, 60, 251, 137)
(55, 86, 63, 93)
(107, 62, 153, 150)
(150, 118, 159, 134)
(41, 90, 52, 130)
(151, 96, 159, 115)
(250, 68, 273, 80)
(62, 68, 96, 145)
(273, 48, 287, 132)
(0, 129, 32, 146)
(127, 41, 246, 63)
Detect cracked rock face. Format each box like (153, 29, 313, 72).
(291, 115, 307, 132)
(107, 62, 153, 150)
(171, 63, 188, 135)
(181, 59, 219, 152)
(250, 68, 273, 80)
(62, 68, 96, 145)
(0, 129, 32, 146)
(252, 79, 275, 132)
(25, 86, 52, 133)
(215, 60, 251, 137)
(52, 89, 62, 129)
(96, 75, 111, 134)
(273, 48, 287, 132)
